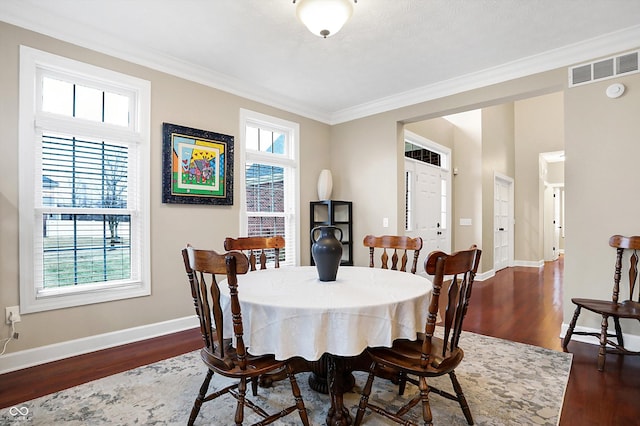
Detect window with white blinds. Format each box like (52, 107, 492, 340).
(240, 109, 299, 266)
(19, 46, 151, 313)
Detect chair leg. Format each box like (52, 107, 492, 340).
(598, 315, 609, 371)
(355, 362, 377, 426)
(398, 371, 407, 395)
(188, 369, 213, 426)
(251, 377, 258, 396)
(613, 316, 624, 348)
(562, 305, 581, 350)
(449, 371, 474, 425)
(234, 377, 247, 425)
(286, 364, 310, 426)
(418, 376, 433, 426)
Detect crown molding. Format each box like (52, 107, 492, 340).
(2, 1, 639, 126)
(0, 1, 332, 123)
(328, 24, 640, 124)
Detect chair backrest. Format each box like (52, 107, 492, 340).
(224, 236, 285, 271)
(363, 235, 423, 274)
(421, 247, 481, 368)
(609, 235, 640, 303)
(182, 246, 250, 370)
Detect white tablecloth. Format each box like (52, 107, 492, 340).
(220, 266, 432, 361)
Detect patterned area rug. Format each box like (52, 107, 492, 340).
(4, 332, 572, 425)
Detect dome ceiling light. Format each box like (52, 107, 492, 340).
(293, 0, 357, 38)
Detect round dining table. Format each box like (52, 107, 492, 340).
(220, 265, 432, 426)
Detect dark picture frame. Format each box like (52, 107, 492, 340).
(162, 123, 234, 205)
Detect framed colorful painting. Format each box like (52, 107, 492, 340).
(162, 123, 234, 205)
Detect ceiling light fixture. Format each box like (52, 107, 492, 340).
(294, 0, 357, 38)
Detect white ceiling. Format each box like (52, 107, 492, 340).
(2, 0, 640, 124)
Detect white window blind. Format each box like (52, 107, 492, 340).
(19, 46, 150, 313)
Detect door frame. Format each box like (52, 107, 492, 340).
(403, 130, 451, 272)
(493, 172, 514, 271)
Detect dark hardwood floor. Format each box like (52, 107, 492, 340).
(2, 256, 639, 424)
(0, 327, 203, 410)
(464, 256, 640, 426)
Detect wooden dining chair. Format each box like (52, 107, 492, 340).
(354, 246, 482, 426)
(224, 236, 285, 271)
(363, 234, 423, 393)
(562, 234, 640, 371)
(181, 246, 309, 426)
(363, 235, 423, 274)
(224, 235, 287, 388)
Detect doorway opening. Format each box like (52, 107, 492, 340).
(540, 151, 565, 261)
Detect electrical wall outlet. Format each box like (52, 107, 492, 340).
(5, 306, 21, 324)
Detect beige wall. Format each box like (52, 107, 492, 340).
(514, 92, 565, 262)
(565, 72, 640, 334)
(0, 22, 331, 353)
(481, 103, 516, 271)
(405, 118, 454, 150)
(546, 161, 565, 185)
(449, 111, 483, 253)
(329, 115, 401, 267)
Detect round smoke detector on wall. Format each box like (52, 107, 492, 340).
(606, 83, 625, 99)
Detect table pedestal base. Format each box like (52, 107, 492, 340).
(307, 353, 360, 426)
(326, 355, 353, 426)
(308, 354, 356, 395)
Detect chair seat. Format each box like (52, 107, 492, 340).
(368, 337, 464, 377)
(201, 346, 286, 378)
(572, 298, 640, 319)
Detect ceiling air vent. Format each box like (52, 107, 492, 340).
(569, 50, 639, 87)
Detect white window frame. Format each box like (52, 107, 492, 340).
(239, 109, 300, 266)
(18, 46, 151, 313)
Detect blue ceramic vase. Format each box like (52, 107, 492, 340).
(311, 226, 343, 282)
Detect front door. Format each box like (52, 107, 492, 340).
(405, 158, 451, 274)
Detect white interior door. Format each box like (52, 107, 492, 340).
(553, 187, 561, 260)
(543, 185, 562, 261)
(494, 174, 513, 271)
(405, 158, 451, 273)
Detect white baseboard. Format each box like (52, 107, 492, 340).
(513, 259, 545, 268)
(478, 260, 545, 282)
(560, 323, 640, 352)
(475, 269, 495, 281)
(0, 315, 199, 374)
